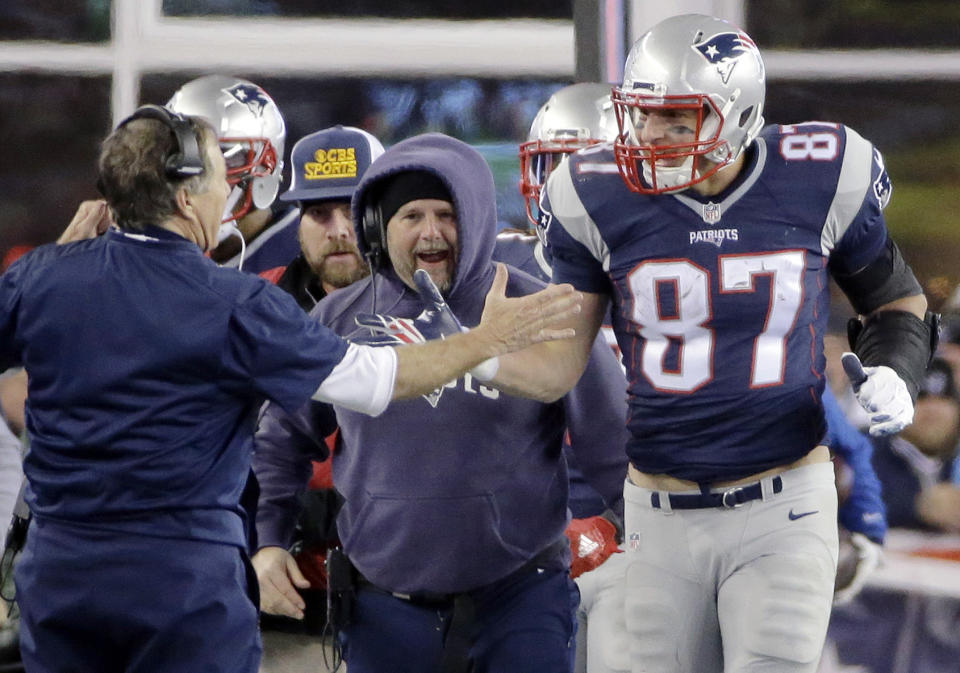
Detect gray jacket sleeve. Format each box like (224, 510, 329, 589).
(253, 399, 338, 550)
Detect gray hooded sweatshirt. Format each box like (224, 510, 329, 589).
(254, 133, 627, 594)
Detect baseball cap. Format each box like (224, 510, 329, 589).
(280, 125, 385, 203)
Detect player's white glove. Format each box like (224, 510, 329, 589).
(833, 532, 883, 606)
(841, 352, 914, 436)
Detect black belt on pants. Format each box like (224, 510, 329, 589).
(650, 475, 783, 510)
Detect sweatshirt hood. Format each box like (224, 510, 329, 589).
(351, 133, 497, 316)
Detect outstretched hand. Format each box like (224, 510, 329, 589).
(412, 269, 464, 336)
(352, 270, 465, 347)
(477, 263, 581, 353)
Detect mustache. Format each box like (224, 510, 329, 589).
(322, 241, 362, 258)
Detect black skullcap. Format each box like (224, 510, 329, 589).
(376, 171, 452, 225)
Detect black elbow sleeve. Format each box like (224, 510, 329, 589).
(832, 238, 922, 315)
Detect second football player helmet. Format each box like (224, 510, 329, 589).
(519, 82, 617, 228)
(613, 14, 765, 194)
(167, 75, 286, 221)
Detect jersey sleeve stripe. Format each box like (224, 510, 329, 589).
(820, 126, 875, 257)
(546, 161, 612, 272)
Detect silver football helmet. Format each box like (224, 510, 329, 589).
(519, 82, 617, 228)
(613, 14, 765, 194)
(167, 75, 286, 221)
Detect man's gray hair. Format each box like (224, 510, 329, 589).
(97, 116, 215, 231)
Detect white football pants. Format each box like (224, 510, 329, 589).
(592, 461, 839, 673)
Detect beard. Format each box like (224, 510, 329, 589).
(307, 242, 369, 290)
(321, 260, 369, 289)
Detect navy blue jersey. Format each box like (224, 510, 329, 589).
(544, 123, 892, 482)
(0, 226, 348, 547)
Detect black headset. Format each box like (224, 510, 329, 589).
(116, 104, 206, 179)
(361, 200, 385, 271)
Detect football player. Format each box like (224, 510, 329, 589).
(507, 82, 888, 673)
(502, 82, 628, 673)
(167, 74, 298, 272)
(500, 82, 621, 354)
(517, 82, 619, 235)
(486, 14, 935, 673)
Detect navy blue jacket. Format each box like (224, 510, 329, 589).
(0, 226, 347, 548)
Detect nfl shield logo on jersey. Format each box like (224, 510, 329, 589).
(702, 201, 722, 224)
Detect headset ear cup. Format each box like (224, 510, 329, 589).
(118, 105, 205, 179)
(362, 203, 384, 269)
(165, 154, 185, 179)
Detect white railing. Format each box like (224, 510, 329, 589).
(1, 0, 958, 126)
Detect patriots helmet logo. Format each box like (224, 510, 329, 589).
(692, 32, 757, 84)
(224, 83, 271, 117)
